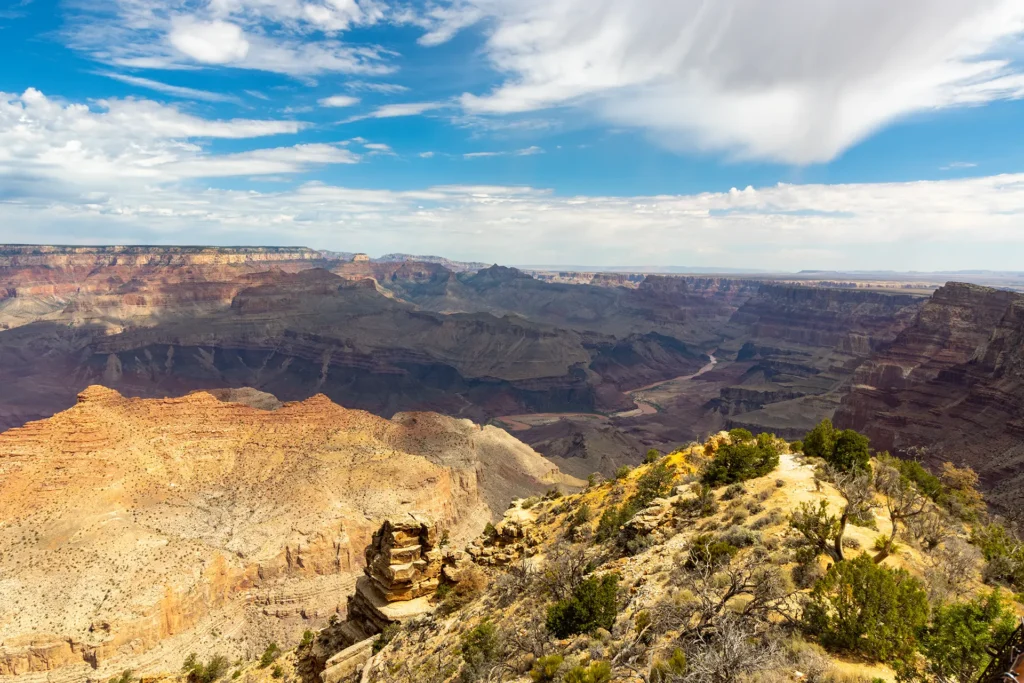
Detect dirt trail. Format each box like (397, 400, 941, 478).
(496, 352, 717, 430)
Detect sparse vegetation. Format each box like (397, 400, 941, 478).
(563, 661, 611, 683)
(108, 669, 134, 683)
(182, 654, 230, 683)
(258, 643, 281, 668)
(459, 620, 500, 681)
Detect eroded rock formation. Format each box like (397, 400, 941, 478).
(0, 387, 575, 680)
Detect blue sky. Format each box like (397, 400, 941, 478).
(1, 0, 1024, 270)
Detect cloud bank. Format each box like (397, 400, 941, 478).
(457, 0, 1024, 163)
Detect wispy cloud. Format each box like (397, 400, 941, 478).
(364, 142, 395, 155)
(940, 161, 978, 170)
(99, 72, 239, 103)
(320, 94, 361, 108)
(463, 146, 545, 159)
(65, 0, 396, 77)
(341, 101, 447, 123)
(419, 151, 435, 158)
(455, 0, 1024, 164)
(345, 80, 410, 94)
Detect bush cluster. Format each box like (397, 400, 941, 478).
(546, 574, 619, 638)
(803, 554, 929, 663)
(182, 654, 229, 683)
(802, 420, 871, 473)
(701, 429, 780, 486)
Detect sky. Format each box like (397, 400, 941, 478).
(1, 0, 1024, 271)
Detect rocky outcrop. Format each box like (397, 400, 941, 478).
(0, 388, 571, 681)
(835, 283, 1024, 512)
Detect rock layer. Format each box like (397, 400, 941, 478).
(835, 283, 1024, 512)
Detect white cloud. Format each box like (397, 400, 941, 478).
(345, 80, 410, 94)
(419, 151, 435, 158)
(940, 161, 978, 170)
(320, 94, 361, 107)
(453, 0, 1024, 164)
(0, 89, 357, 191)
(341, 101, 446, 122)
(169, 17, 250, 64)
(66, 0, 394, 77)
(364, 142, 392, 151)
(7, 118, 1024, 270)
(99, 72, 239, 103)
(396, 1, 483, 47)
(463, 146, 544, 158)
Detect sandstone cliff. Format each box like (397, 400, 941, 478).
(0, 386, 577, 680)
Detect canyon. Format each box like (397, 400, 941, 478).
(6, 245, 1024, 681)
(835, 282, 1024, 514)
(0, 385, 574, 679)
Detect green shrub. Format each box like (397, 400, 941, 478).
(182, 654, 230, 683)
(918, 591, 1018, 682)
(546, 574, 619, 638)
(595, 505, 630, 543)
(563, 661, 612, 683)
(258, 643, 281, 668)
(630, 461, 676, 509)
(615, 465, 632, 480)
(803, 554, 928, 663)
(372, 624, 399, 654)
(483, 522, 498, 540)
(685, 533, 738, 570)
(529, 654, 564, 682)
(675, 483, 718, 517)
(892, 458, 942, 501)
(569, 503, 593, 528)
(649, 649, 687, 682)
(595, 462, 677, 546)
(109, 670, 134, 683)
(459, 621, 500, 675)
(299, 630, 314, 648)
(702, 432, 780, 486)
(270, 665, 283, 680)
(802, 420, 871, 473)
(971, 524, 1024, 589)
(790, 440, 804, 453)
(644, 449, 661, 464)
